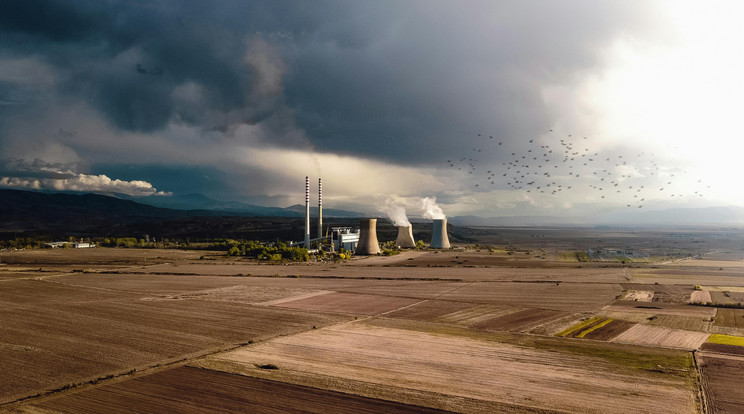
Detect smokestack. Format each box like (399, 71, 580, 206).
(304, 176, 310, 249)
(430, 218, 450, 249)
(356, 218, 381, 255)
(395, 225, 416, 248)
(318, 178, 323, 241)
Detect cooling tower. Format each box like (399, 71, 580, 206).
(395, 225, 416, 248)
(430, 218, 450, 249)
(356, 218, 381, 255)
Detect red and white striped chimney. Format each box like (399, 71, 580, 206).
(318, 178, 323, 240)
(304, 176, 310, 249)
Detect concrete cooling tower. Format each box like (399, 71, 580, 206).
(356, 218, 381, 255)
(395, 225, 416, 248)
(430, 218, 450, 249)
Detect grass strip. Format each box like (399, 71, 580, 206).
(576, 318, 613, 339)
(708, 334, 744, 347)
(556, 316, 602, 337)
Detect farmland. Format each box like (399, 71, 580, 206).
(2, 225, 744, 412)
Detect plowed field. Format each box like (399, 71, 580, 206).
(611, 324, 710, 350)
(437, 282, 622, 312)
(272, 291, 420, 315)
(582, 319, 635, 341)
(714, 308, 744, 328)
(209, 321, 698, 414)
(383, 300, 477, 321)
(26, 366, 450, 414)
(473, 308, 566, 332)
(0, 278, 348, 404)
(698, 354, 744, 414)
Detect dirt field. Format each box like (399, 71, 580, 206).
(582, 319, 636, 341)
(2, 243, 736, 412)
(697, 353, 744, 413)
(271, 291, 420, 315)
(472, 308, 566, 332)
(23, 366, 449, 414)
(437, 281, 622, 312)
(383, 300, 478, 321)
(714, 308, 744, 328)
(603, 300, 717, 318)
(611, 324, 710, 350)
(206, 320, 698, 414)
(0, 277, 349, 404)
(700, 342, 744, 356)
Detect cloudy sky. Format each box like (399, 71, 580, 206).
(1, 1, 743, 218)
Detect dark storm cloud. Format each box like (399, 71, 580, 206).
(0, 0, 668, 205)
(1, 1, 660, 149)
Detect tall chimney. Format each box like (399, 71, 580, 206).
(356, 218, 381, 255)
(430, 218, 450, 249)
(304, 176, 310, 249)
(318, 178, 323, 241)
(395, 225, 416, 248)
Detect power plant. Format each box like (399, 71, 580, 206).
(355, 218, 381, 255)
(298, 177, 447, 253)
(430, 218, 450, 249)
(395, 225, 416, 248)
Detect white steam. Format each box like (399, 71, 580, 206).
(420, 196, 446, 219)
(381, 198, 411, 227)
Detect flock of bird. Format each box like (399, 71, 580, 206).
(447, 131, 711, 208)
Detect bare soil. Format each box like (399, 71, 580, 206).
(713, 308, 744, 329)
(22, 366, 450, 414)
(603, 300, 716, 318)
(207, 321, 698, 414)
(582, 319, 636, 341)
(700, 342, 744, 356)
(472, 308, 566, 333)
(383, 300, 477, 321)
(697, 353, 744, 413)
(0, 278, 348, 404)
(611, 324, 710, 350)
(271, 291, 421, 315)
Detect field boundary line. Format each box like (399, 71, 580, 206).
(693, 351, 710, 414)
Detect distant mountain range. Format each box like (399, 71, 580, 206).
(448, 205, 744, 227)
(134, 193, 363, 218)
(2, 189, 742, 240)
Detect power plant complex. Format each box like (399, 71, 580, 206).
(300, 177, 450, 254)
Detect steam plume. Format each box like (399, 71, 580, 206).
(420, 196, 446, 219)
(381, 198, 411, 227)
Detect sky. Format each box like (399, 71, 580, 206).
(1, 1, 743, 219)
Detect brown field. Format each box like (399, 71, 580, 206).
(611, 324, 710, 350)
(603, 300, 717, 318)
(697, 354, 744, 413)
(709, 291, 744, 306)
(271, 291, 421, 315)
(700, 342, 744, 356)
(142, 258, 630, 283)
(437, 281, 622, 312)
(690, 290, 712, 303)
(0, 277, 348, 404)
(4, 239, 742, 412)
(472, 308, 566, 332)
(383, 300, 477, 321)
(433, 304, 518, 326)
(206, 320, 698, 414)
(25, 366, 449, 414)
(582, 319, 636, 341)
(713, 308, 744, 328)
(620, 282, 694, 303)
